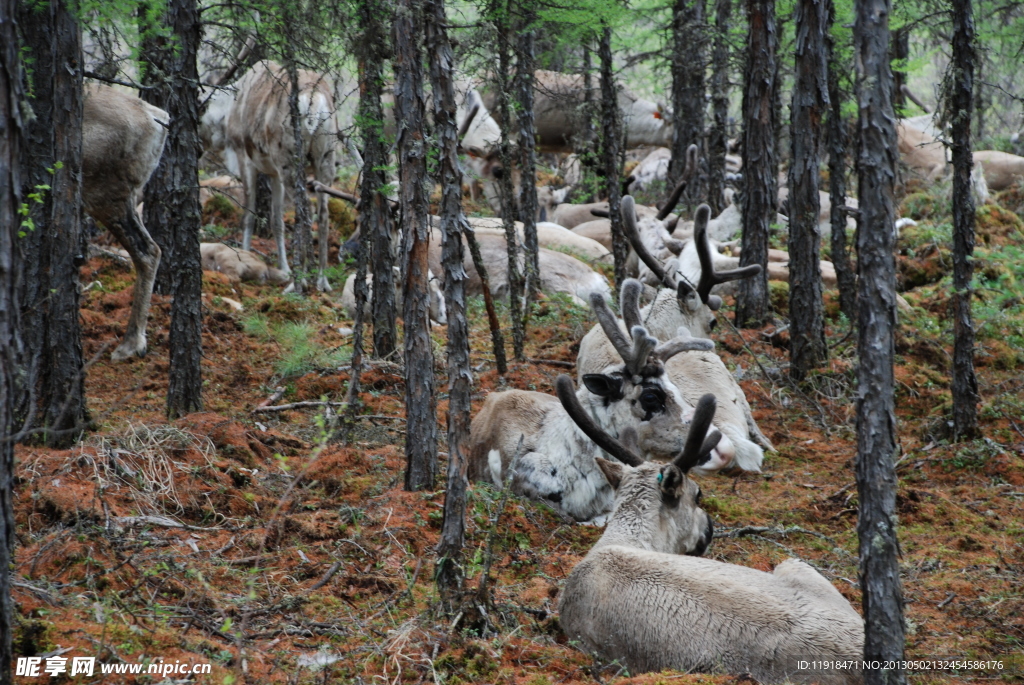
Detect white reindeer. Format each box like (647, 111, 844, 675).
(82, 85, 169, 361)
(557, 389, 864, 684)
(466, 288, 727, 522)
(577, 200, 772, 473)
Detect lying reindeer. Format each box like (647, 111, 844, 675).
(466, 288, 724, 522)
(578, 210, 772, 473)
(557, 387, 864, 684)
(340, 267, 447, 325)
(200, 243, 291, 285)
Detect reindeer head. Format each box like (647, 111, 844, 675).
(558, 381, 718, 556)
(622, 191, 762, 339)
(574, 282, 715, 461)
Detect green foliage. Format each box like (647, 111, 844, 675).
(242, 314, 349, 378)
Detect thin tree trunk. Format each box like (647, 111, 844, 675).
(855, 0, 906, 675)
(891, 26, 908, 114)
(827, 4, 857, 322)
(140, 2, 175, 295)
(465, 226, 508, 374)
(580, 39, 598, 177)
(426, 0, 472, 605)
(788, 0, 829, 380)
(254, 172, 273, 238)
(736, 0, 776, 327)
(950, 0, 979, 440)
(393, 0, 438, 491)
(516, 16, 540, 308)
(284, 51, 314, 294)
(1, 0, 24, 673)
(669, 0, 708, 204)
(357, 0, 398, 360)
(164, 0, 203, 419)
(16, 0, 86, 447)
(600, 24, 627, 293)
(708, 0, 732, 216)
(494, 0, 525, 360)
(974, 46, 984, 141)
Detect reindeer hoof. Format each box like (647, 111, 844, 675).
(316, 276, 332, 293)
(111, 339, 147, 362)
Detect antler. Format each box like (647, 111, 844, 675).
(458, 103, 480, 140)
(656, 144, 699, 221)
(651, 326, 715, 360)
(556, 375, 644, 467)
(693, 204, 762, 307)
(589, 291, 632, 362)
(621, 196, 674, 288)
(620, 278, 644, 331)
(673, 394, 721, 473)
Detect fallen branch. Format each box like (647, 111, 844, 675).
(937, 592, 956, 608)
(257, 386, 286, 409)
(111, 516, 222, 532)
(528, 358, 575, 369)
(252, 400, 348, 414)
(306, 561, 343, 593)
(309, 181, 360, 205)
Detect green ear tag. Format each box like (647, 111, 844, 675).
(657, 472, 663, 484)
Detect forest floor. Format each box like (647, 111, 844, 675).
(10, 177, 1024, 685)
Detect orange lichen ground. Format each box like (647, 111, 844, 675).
(11, 211, 1024, 685)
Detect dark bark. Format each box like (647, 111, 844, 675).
(600, 24, 627, 293)
(854, 0, 907, 676)
(973, 49, 984, 141)
(163, 0, 203, 419)
(357, 0, 398, 360)
(393, 0, 438, 491)
(1, 0, 24, 674)
(669, 0, 708, 205)
(139, 2, 175, 295)
(788, 0, 829, 380)
(338, 233, 368, 443)
(708, 0, 732, 216)
(891, 26, 908, 114)
(516, 16, 540, 306)
(284, 52, 315, 294)
(426, 0, 472, 605)
(736, 0, 776, 327)
(254, 172, 273, 238)
(579, 39, 598, 177)
(949, 0, 979, 440)
(16, 0, 86, 447)
(494, 0, 525, 360)
(465, 227, 508, 374)
(827, 7, 857, 323)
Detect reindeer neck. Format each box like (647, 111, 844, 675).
(593, 478, 663, 552)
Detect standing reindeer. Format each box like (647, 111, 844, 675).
(224, 61, 337, 290)
(557, 386, 864, 684)
(83, 84, 169, 361)
(466, 286, 728, 522)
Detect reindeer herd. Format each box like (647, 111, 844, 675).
(74, 57, 1024, 681)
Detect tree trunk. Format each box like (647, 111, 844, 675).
(254, 172, 273, 238)
(891, 26, 908, 114)
(516, 16, 540, 306)
(669, 0, 708, 204)
(788, 0, 829, 380)
(139, 2, 175, 296)
(736, 0, 776, 328)
(827, 6, 857, 323)
(854, 0, 906, 676)
(393, 0, 438, 492)
(357, 0, 398, 360)
(465, 226, 508, 374)
(16, 0, 86, 447)
(708, 0, 732, 216)
(950, 0, 979, 440)
(426, 0, 472, 605)
(580, 39, 598, 178)
(284, 52, 315, 294)
(163, 0, 203, 419)
(973, 48, 984, 142)
(600, 24, 627, 293)
(494, 0, 525, 360)
(1, 0, 24, 673)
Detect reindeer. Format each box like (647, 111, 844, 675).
(340, 267, 447, 325)
(200, 243, 291, 285)
(223, 61, 337, 290)
(466, 289, 726, 522)
(557, 389, 864, 683)
(82, 84, 169, 361)
(577, 200, 772, 473)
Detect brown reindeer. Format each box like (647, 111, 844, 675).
(83, 84, 169, 361)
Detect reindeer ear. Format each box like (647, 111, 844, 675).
(658, 464, 685, 494)
(664, 239, 686, 256)
(596, 457, 624, 490)
(582, 374, 624, 400)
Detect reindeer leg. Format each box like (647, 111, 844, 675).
(107, 199, 161, 361)
(240, 153, 257, 251)
(270, 174, 289, 275)
(316, 188, 331, 292)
